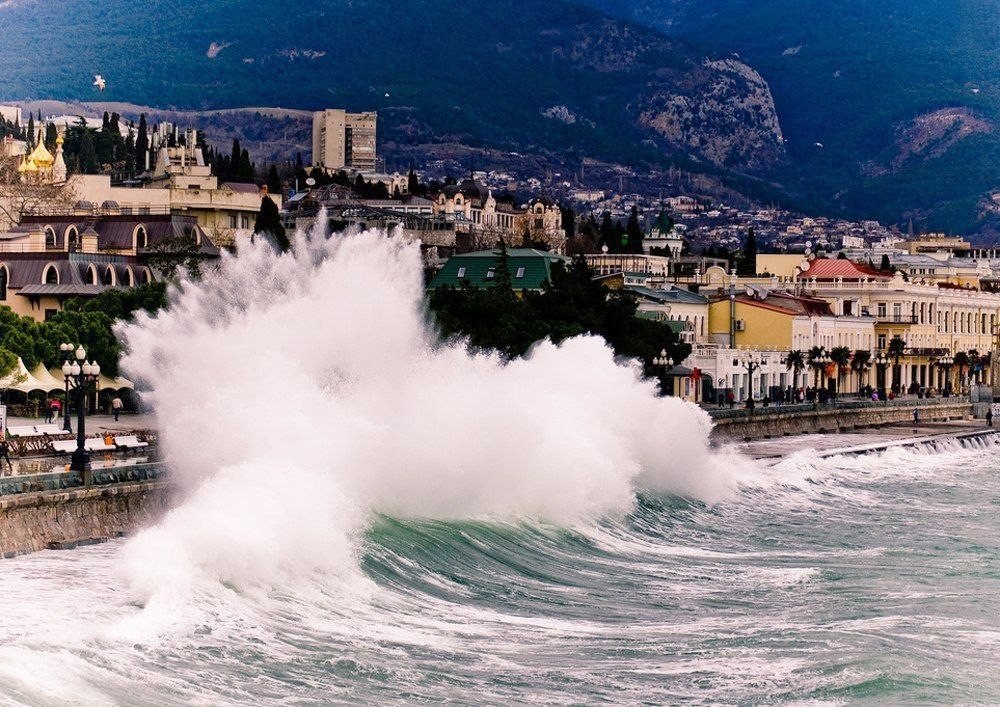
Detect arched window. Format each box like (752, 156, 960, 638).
(0, 265, 7, 301)
(103, 266, 115, 286)
(43, 264, 59, 285)
(124, 267, 135, 287)
(139, 268, 151, 285)
(86, 264, 98, 285)
(65, 226, 79, 251)
(44, 226, 56, 249)
(134, 225, 148, 250)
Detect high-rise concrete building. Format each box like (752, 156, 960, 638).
(312, 109, 377, 172)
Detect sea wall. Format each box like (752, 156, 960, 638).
(711, 401, 972, 442)
(0, 476, 170, 558)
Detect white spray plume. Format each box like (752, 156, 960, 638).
(117, 219, 738, 600)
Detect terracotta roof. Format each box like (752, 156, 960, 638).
(798, 259, 889, 280)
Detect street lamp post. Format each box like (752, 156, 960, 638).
(810, 348, 832, 399)
(936, 354, 954, 397)
(653, 348, 674, 396)
(59, 343, 101, 485)
(735, 351, 765, 403)
(59, 342, 74, 433)
(874, 351, 889, 400)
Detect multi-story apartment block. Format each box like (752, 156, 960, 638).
(312, 109, 377, 173)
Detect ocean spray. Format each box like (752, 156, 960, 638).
(117, 218, 738, 603)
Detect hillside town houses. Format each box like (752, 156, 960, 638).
(3, 102, 1000, 408)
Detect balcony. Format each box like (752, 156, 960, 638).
(905, 347, 951, 357)
(874, 314, 919, 324)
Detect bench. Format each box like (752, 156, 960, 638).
(114, 435, 149, 453)
(7, 425, 42, 438)
(84, 438, 116, 452)
(51, 440, 78, 454)
(35, 424, 68, 436)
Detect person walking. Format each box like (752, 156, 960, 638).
(987, 408, 993, 428)
(44, 397, 52, 424)
(112, 396, 123, 422)
(0, 438, 12, 472)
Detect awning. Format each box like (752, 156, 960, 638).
(98, 374, 134, 391)
(0, 358, 53, 393)
(30, 364, 67, 392)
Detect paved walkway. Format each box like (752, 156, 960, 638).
(1, 413, 158, 477)
(737, 419, 994, 459)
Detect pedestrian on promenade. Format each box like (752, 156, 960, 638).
(0, 438, 12, 472)
(871, 390, 879, 402)
(112, 396, 123, 422)
(727, 390, 735, 409)
(44, 397, 52, 423)
(51, 398, 61, 421)
(913, 408, 920, 425)
(987, 408, 993, 427)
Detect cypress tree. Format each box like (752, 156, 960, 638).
(266, 164, 282, 195)
(625, 206, 644, 253)
(134, 114, 149, 170)
(78, 129, 99, 174)
(26, 114, 34, 146)
(253, 196, 289, 251)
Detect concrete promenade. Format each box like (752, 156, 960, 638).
(738, 418, 996, 459)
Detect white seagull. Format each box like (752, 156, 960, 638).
(93, 75, 107, 92)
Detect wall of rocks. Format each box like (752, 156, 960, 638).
(711, 402, 972, 442)
(0, 481, 170, 558)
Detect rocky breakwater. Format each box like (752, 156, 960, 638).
(711, 399, 973, 442)
(0, 465, 169, 558)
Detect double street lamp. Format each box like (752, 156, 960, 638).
(874, 351, 889, 399)
(59, 342, 101, 483)
(735, 351, 766, 401)
(810, 348, 832, 389)
(936, 354, 954, 396)
(653, 349, 674, 396)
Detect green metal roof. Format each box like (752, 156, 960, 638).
(429, 249, 571, 291)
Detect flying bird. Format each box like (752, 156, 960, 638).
(814, 142, 824, 148)
(93, 75, 106, 92)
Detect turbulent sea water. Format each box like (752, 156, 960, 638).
(1, 442, 999, 704)
(1, 225, 998, 704)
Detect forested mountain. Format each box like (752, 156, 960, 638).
(581, 0, 1000, 237)
(0, 0, 783, 173)
(1, 0, 996, 237)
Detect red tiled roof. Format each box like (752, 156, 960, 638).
(799, 259, 889, 280)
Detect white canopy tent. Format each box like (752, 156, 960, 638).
(31, 364, 68, 392)
(0, 358, 53, 394)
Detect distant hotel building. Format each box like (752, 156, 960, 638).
(312, 109, 377, 173)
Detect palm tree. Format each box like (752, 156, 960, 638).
(851, 349, 872, 395)
(807, 346, 826, 390)
(830, 346, 851, 395)
(888, 335, 906, 393)
(785, 349, 805, 391)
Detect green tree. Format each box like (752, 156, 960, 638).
(266, 164, 282, 195)
(738, 227, 758, 276)
(807, 346, 827, 389)
(851, 349, 872, 393)
(830, 346, 852, 394)
(77, 128, 99, 174)
(134, 113, 149, 170)
(625, 206, 644, 254)
(785, 349, 805, 389)
(253, 195, 288, 251)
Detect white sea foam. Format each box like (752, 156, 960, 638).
(116, 218, 740, 603)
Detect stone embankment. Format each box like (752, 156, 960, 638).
(0, 464, 169, 558)
(710, 399, 972, 442)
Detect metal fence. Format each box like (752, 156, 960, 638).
(708, 396, 971, 420)
(0, 462, 165, 496)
